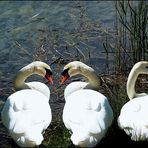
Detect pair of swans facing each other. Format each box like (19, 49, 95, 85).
(1, 61, 114, 148)
(118, 61, 148, 141)
(1, 61, 53, 147)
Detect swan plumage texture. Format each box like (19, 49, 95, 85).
(61, 61, 113, 147)
(1, 61, 53, 147)
(118, 61, 148, 141)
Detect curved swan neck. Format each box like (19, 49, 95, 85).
(14, 65, 35, 90)
(127, 68, 138, 100)
(79, 66, 100, 90)
(127, 61, 148, 100)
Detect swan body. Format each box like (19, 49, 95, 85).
(61, 61, 113, 147)
(118, 61, 148, 141)
(1, 61, 53, 147)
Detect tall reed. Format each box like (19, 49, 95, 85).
(114, 0, 148, 72)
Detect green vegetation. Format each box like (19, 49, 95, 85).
(114, 0, 148, 71)
(42, 120, 71, 147)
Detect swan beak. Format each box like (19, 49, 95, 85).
(45, 69, 53, 84)
(45, 74, 53, 84)
(61, 74, 69, 84)
(47, 75, 53, 85)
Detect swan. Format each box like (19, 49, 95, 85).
(118, 61, 148, 141)
(61, 61, 113, 147)
(1, 61, 53, 147)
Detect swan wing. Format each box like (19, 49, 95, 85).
(1, 89, 51, 134)
(27, 82, 50, 99)
(64, 82, 88, 99)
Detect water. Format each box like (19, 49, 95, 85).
(0, 1, 115, 99)
(0, 1, 116, 147)
(0, 1, 115, 87)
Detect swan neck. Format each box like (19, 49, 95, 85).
(127, 68, 139, 100)
(80, 67, 100, 90)
(14, 67, 34, 90)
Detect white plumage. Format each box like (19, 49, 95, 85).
(61, 61, 113, 147)
(1, 61, 53, 147)
(118, 61, 148, 141)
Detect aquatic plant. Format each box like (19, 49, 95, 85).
(114, 0, 148, 71)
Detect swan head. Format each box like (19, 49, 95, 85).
(14, 61, 53, 91)
(61, 61, 94, 84)
(132, 61, 148, 74)
(30, 61, 53, 84)
(17, 61, 53, 85)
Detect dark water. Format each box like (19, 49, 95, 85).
(0, 1, 115, 95)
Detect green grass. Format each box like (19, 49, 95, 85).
(42, 120, 72, 147)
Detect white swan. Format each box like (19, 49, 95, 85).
(1, 61, 53, 147)
(118, 61, 148, 141)
(61, 61, 113, 147)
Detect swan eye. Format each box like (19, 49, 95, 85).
(61, 68, 70, 84)
(45, 68, 52, 75)
(45, 68, 53, 84)
(61, 68, 69, 76)
(145, 66, 148, 69)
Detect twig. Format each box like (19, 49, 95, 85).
(100, 77, 114, 96)
(15, 41, 32, 59)
(74, 45, 86, 59)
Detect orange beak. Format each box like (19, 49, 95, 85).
(61, 74, 69, 84)
(45, 74, 53, 85)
